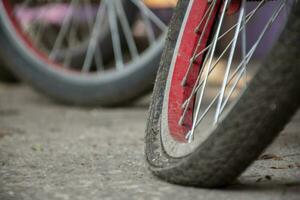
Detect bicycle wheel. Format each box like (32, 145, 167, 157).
(21, 1, 137, 68)
(146, 0, 300, 187)
(0, 0, 171, 106)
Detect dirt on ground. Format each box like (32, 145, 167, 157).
(0, 84, 300, 200)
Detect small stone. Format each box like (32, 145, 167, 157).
(256, 178, 263, 183)
(31, 144, 44, 152)
(259, 154, 283, 160)
(270, 166, 287, 169)
(265, 175, 272, 180)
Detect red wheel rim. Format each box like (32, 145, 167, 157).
(167, 0, 221, 142)
(2, 0, 67, 71)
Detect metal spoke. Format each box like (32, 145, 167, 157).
(49, 0, 78, 59)
(179, 44, 214, 125)
(195, 1, 216, 33)
(190, 0, 287, 133)
(187, 0, 231, 143)
(218, 0, 287, 116)
(181, 0, 217, 86)
(27, 1, 63, 48)
(185, 66, 246, 140)
(181, 0, 266, 117)
(22, 1, 49, 36)
(63, 16, 78, 68)
(33, 13, 47, 45)
(220, 68, 246, 114)
(182, 33, 240, 110)
(214, 0, 246, 124)
(115, 0, 139, 59)
(108, 0, 124, 70)
(191, 48, 263, 130)
(84, 0, 104, 71)
(241, 0, 248, 85)
(194, 0, 266, 60)
(185, 94, 218, 140)
(135, 1, 156, 44)
(189, 0, 266, 97)
(82, 0, 106, 72)
(130, 0, 167, 31)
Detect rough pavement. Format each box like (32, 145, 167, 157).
(0, 84, 299, 200)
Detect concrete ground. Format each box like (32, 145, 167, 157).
(0, 83, 299, 200)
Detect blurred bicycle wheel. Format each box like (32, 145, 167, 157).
(0, 0, 177, 105)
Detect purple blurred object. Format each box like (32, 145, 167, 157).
(244, 2, 290, 58)
(15, 3, 98, 26)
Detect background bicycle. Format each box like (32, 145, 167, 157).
(0, 0, 176, 106)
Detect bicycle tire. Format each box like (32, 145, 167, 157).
(145, 0, 300, 187)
